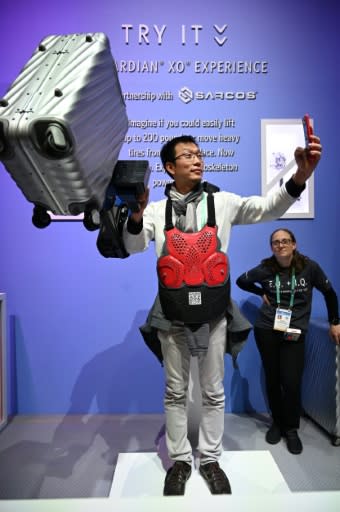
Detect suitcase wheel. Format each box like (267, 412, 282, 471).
(83, 209, 100, 231)
(32, 205, 51, 229)
(332, 436, 340, 447)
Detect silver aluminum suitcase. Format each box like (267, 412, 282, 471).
(301, 318, 340, 446)
(0, 32, 128, 228)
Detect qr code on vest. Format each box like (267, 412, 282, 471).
(188, 292, 202, 306)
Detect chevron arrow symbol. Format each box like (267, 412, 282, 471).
(213, 24, 228, 46)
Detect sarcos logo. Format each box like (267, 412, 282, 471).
(179, 87, 194, 103)
(179, 86, 257, 103)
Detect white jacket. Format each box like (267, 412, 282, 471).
(122, 184, 297, 256)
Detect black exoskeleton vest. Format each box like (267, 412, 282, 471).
(157, 187, 230, 324)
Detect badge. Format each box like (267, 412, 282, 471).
(273, 308, 292, 331)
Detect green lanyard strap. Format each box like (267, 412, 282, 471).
(275, 268, 296, 309)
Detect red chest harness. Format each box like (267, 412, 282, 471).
(157, 191, 230, 324)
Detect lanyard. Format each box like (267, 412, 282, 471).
(275, 268, 296, 309)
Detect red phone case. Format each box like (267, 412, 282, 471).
(302, 114, 313, 145)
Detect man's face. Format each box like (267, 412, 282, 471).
(165, 142, 204, 193)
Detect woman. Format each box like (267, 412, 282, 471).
(236, 228, 340, 454)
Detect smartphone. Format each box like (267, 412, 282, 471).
(302, 114, 313, 147)
(283, 328, 301, 341)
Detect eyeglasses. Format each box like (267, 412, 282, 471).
(174, 151, 203, 161)
(271, 238, 293, 247)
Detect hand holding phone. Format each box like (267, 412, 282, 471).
(302, 114, 313, 147)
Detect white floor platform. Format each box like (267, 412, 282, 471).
(1, 414, 340, 511)
(1, 492, 340, 512)
(109, 450, 290, 498)
(1, 452, 340, 512)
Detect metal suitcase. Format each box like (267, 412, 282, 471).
(301, 318, 340, 446)
(0, 32, 128, 228)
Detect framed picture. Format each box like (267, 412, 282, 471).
(261, 118, 314, 219)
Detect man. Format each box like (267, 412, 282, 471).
(122, 133, 322, 496)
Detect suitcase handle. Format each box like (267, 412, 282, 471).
(44, 123, 70, 156)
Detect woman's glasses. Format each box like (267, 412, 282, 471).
(271, 238, 293, 247)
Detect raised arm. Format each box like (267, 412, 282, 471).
(292, 134, 322, 186)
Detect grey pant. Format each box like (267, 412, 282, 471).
(158, 315, 226, 464)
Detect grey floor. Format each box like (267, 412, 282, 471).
(0, 412, 339, 500)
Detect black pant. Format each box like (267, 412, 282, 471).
(254, 327, 305, 431)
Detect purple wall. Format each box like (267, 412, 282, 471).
(0, 0, 339, 414)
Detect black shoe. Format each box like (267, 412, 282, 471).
(199, 462, 232, 494)
(265, 423, 282, 444)
(286, 430, 303, 454)
(163, 461, 192, 496)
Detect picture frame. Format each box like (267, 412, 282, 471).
(261, 118, 314, 219)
